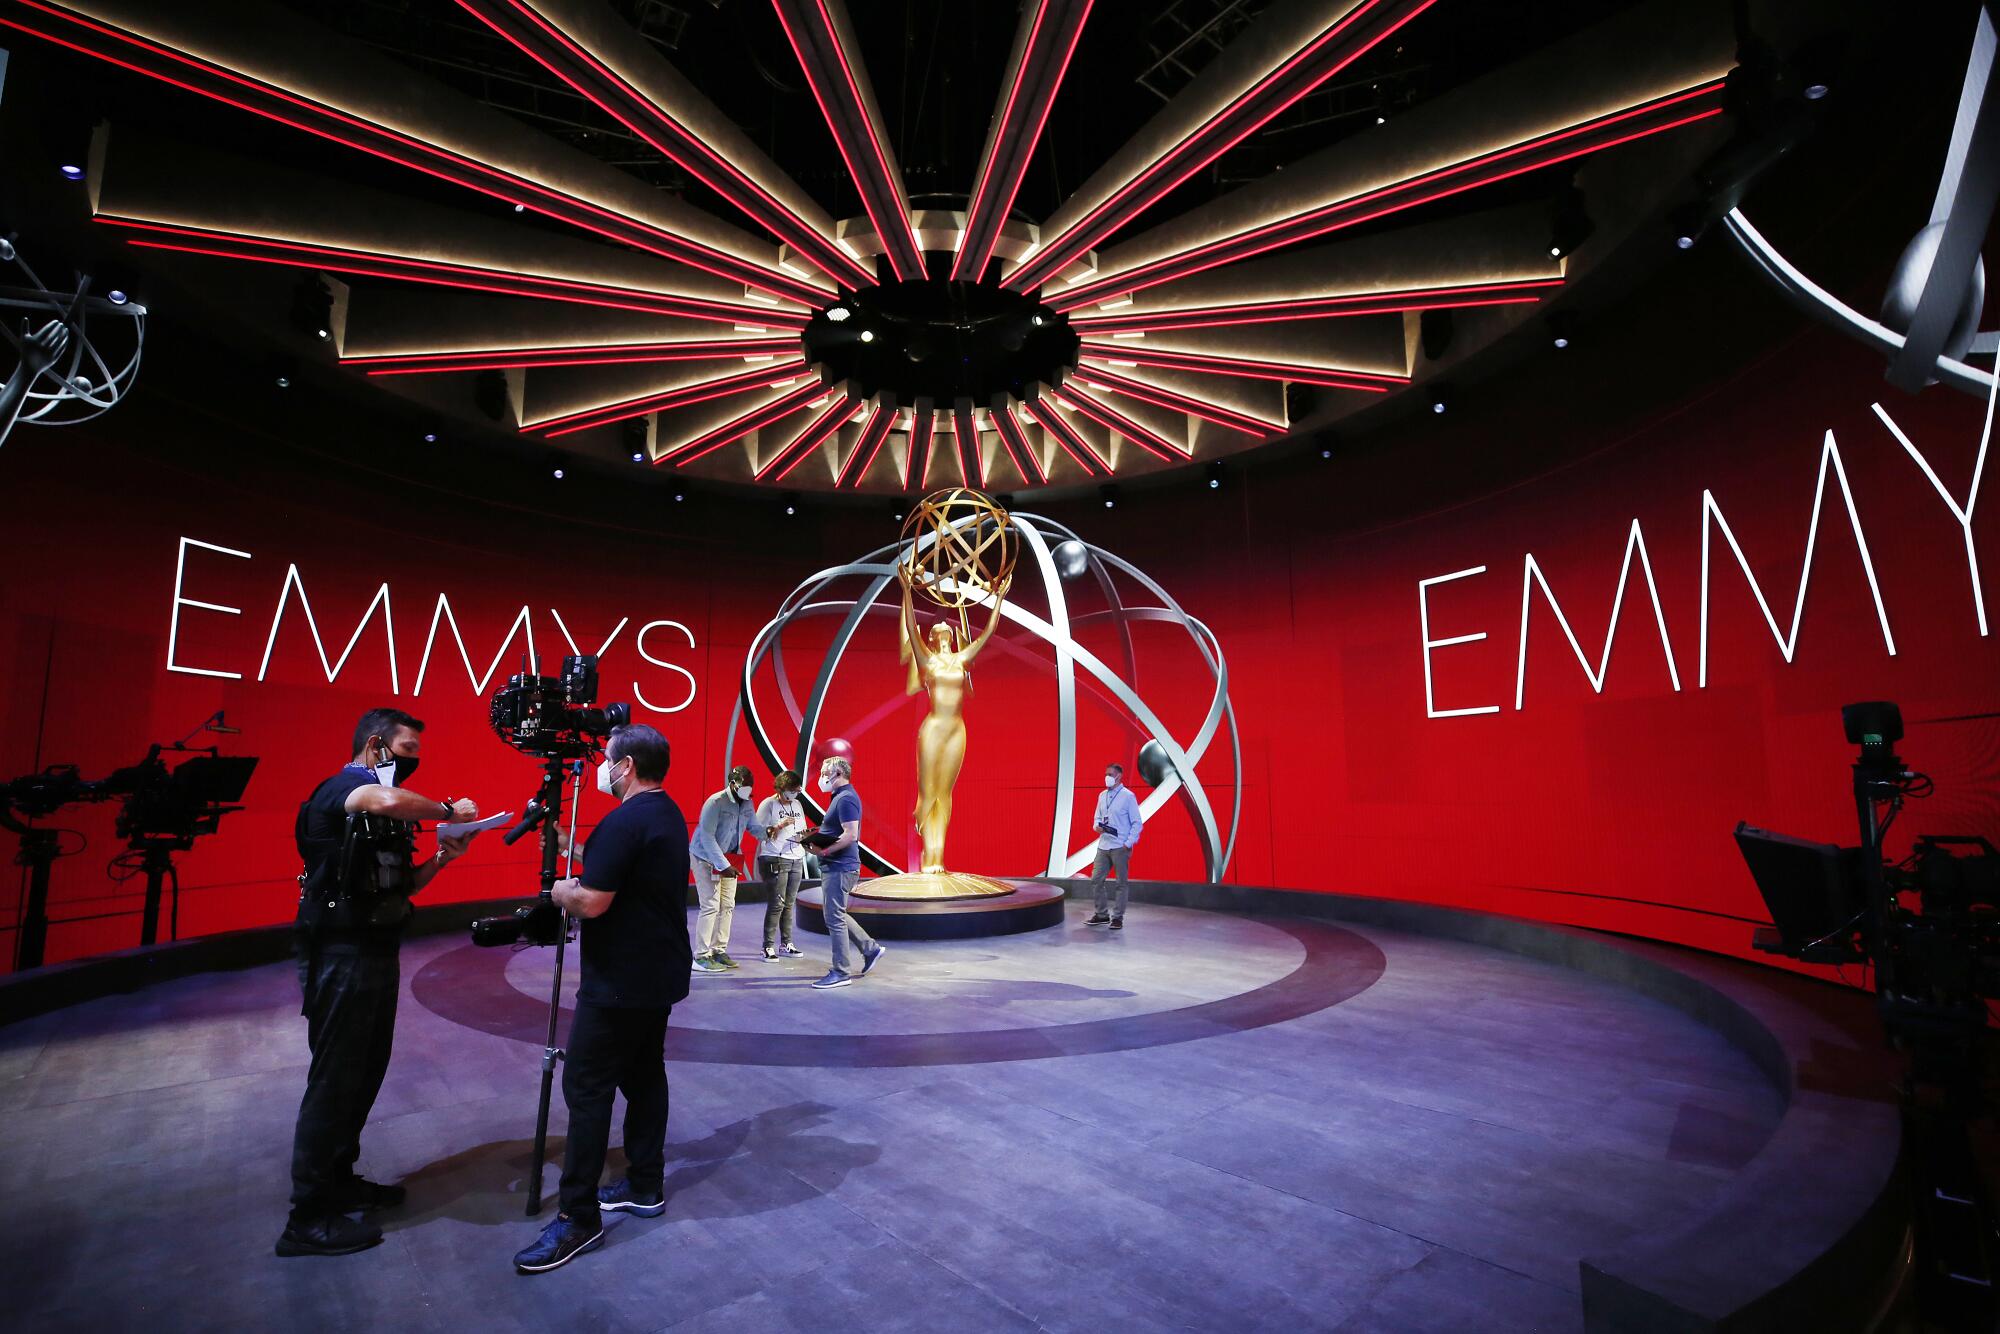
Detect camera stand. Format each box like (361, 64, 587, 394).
(129, 835, 188, 947)
(5, 823, 61, 971)
(520, 755, 585, 1217)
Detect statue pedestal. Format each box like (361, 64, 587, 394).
(798, 877, 1065, 939)
(855, 870, 1017, 901)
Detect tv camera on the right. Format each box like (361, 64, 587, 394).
(1737, 701, 2000, 1084)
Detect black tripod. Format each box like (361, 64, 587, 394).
(130, 835, 186, 947)
(4, 816, 62, 971)
(508, 755, 587, 1216)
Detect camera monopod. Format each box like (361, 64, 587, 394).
(522, 755, 585, 1215)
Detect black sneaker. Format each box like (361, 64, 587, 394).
(598, 1178, 665, 1217)
(276, 1213, 383, 1258)
(1085, 913, 1110, 926)
(514, 1214, 605, 1274)
(1109, 918, 1124, 930)
(860, 942, 887, 975)
(329, 1176, 407, 1212)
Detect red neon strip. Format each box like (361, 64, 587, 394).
(993, 405, 1049, 484)
(354, 341, 797, 374)
(1053, 90, 1723, 308)
(349, 337, 795, 367)
(103, 215, 806, 324)
(952, 0, 1052, 282)
(839, 404, 893, 486)
(1078, 367, 1284, 435)
(121, 238, 783, 328)
(770, 1, 919, 282)
(1080, 347, 1400, 390)
(1070, 281, 1560, 333)
(540, 361, 807, 433)
(757, 397, 851, 481)
(1053, 387, 1185, 459)
(663, 381, 826, 465)
(464, 0, 870, 290)
(6, 5, 829, 304)
(1009, 0, 1429, 291)
(905, 411, 934, 488)
(1024, 398, 1110, 474)
(810, 0, 922, 278)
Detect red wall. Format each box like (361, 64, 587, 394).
(2, 324, 1996, 973)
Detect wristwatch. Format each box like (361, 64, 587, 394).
(437, 798, 457, 821)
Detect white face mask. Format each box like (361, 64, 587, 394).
(597, 759, 624, 797)
(1104, 775, 1120, 789)
(817, 774, 835, 795)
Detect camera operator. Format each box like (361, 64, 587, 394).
(514, 723, 692, 1275)
(279, 708, 477, 1258)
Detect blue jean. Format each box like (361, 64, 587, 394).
(822, 867, 875, 974)
(1089, 846, 1131, 919)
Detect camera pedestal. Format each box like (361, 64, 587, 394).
(797, 878, 1064, 939)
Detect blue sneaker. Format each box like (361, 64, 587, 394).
(597, 1178, 665, 1217)
(811, 970, 852, 989)
(513, 1214, 604, 1274)
(860, 943, 887, 975)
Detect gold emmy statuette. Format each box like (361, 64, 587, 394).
(858, 488, 1020, 901)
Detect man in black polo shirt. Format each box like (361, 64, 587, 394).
(514, 722, 693, 1274)
(281, 707, 478, 1258)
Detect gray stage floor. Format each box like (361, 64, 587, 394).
(0, 901, 1783, 1332)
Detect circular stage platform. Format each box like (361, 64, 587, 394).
(0, 886, 1903, 1332)
(796, 878, 1064, 939)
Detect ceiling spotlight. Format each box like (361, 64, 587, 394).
(316, 328, 330, 340)
(513, 202, 527, 213)
(1675, 233, 1696, 251)
(1552, 333, 1570, 349)
(1099, 484, 1118, 510)
(1374, 114, 1387, 125)
(859, 329, 875, 343)
(1206, 461, 1224, 491)
(1548, 184, 1594, 259)
(632, 451, 644, 462)
(827, 306, 851, 322)
(674, 492, 685, 502)
(59, 164, 84, 180)
(1031, 314, 1045, 327)
(1320, 446, 1333, 460)
(553, 467, 566, 479)
(1803, 82, 1829, 101)
(107, 289, 129, 306)
(1548, 313, 1576, 350)
(1428, 389, 1451, 415)
(275, 374, 291, 389)
(1431, 399, 1446, 414)
(783, 492, 800, 516)
(424, 432, 438, 443)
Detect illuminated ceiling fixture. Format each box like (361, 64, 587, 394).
(9, 0, 1740, 491)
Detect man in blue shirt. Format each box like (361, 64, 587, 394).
(689, 765, 756, 971)
(1086, 763, 1144, 930)
(809, 755, 884, 989)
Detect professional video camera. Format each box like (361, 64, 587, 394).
(1737, 701, 2000, 1065)
(489, 653, 631, 760)
(471, 654, 633, 1213)
(0, 712, 256, 967)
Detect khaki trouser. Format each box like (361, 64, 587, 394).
(693, 863, 738, 955)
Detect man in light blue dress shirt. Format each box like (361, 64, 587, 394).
(1086, 763, 1144, 930)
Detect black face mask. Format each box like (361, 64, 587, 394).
(392, 754, 420, 786)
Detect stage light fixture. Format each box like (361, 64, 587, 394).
(1548, 313, 1576, 350)
(59, 164, 84, 180)
(674, 492, 685, 502)
(1031, 314, 1045, 327)
(632, 451, 644, 462)
(553, 467, 566, 479)
(1803, 82, 1829, 101)
(275, 374, 291, 388)
(860, 329, 875, 342)
(423, 431, 438, 443)
(513, 202, 527, 212)
(783, 493, 799, 516)
(1099, 484, 1118, 509)
(1429, 389, 1450, 415)
(1206, 461, 1223, 490)
(108, 289, 129, 306)
(1320, 446, 1333, 459)
(827, 306, 851, 322)
(1548, 185, 1594, 259)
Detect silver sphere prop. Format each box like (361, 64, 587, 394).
(730, 514, 1241, 881)
(1881, 220, 1987, 363)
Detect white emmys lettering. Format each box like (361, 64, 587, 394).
(165, 538, 699, 714)
(1421, 408, 1992, 719)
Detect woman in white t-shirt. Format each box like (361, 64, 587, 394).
(755, 770, 809, 960)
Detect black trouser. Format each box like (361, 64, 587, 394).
(558, 1000, 673, 1224)
(289, 944, 400, 1223)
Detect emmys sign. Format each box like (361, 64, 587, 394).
(164, 535, 699, 715)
